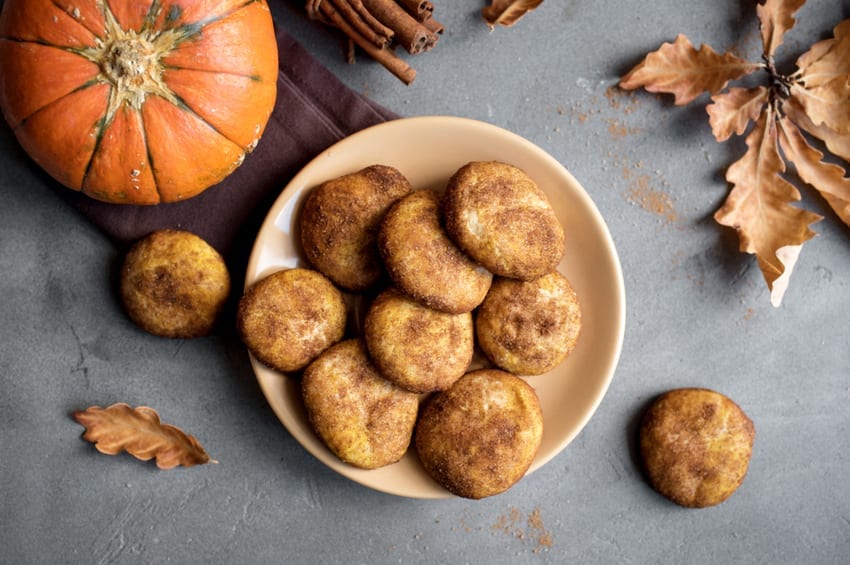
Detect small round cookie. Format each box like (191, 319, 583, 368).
(378, 189, 492, 313)
(299, 164, 412, 292)
(442, 161, 565, 280)
(302, 339, 420, 469)
(476, 271, 581, 375)
(639, 388, 755, 508)
(237, 268, 346, 373)
(415, 369, 543, 499)
(120, 229, 230, 338)
(364, 287, 473, 393)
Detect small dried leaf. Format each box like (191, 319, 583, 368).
(778, 115, 850, 228)
(798, 19, 850, 88)
(73, 403, 215, 470)
(790, 79, 850, 135)
(707, 86, 770, 142)
(714, 109, 822, 306)
(757, 0, 806, 58)
(482, 0, 543, 29)
(619, 34, 761, 106)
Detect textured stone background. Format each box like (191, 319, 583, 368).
(2, 1, 849, 563)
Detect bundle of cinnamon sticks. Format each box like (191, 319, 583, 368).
(306, 0, 444, 84)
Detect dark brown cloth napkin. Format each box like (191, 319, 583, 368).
(59, 26, 399, 270)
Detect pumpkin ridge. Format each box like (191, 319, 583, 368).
(144, 0, 260, 45)
(48, 0, 106, 39)
(156, 0, 273, 59)
(165, 91, 251, 151)
(13, 78, 104, 131)
(78, 90, 119, 200)
(134, 105, 165, 203)
(162, 63, 264, 83)
(174, 0, 265, 31)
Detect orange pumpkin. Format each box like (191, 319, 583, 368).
(0, 0, 278, 204)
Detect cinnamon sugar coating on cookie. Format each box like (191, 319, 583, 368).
(378, 189, 492, 313)
(415, 369, 543, 499)
(364, 287, 473, 393)
(476, 271, 581, 375)
(237, 268, 346, 373)
(442, 161, 565, 280)
(640, 388, 755, 508)
(302, 339, 419, 469)
(300, 165, 412, 292)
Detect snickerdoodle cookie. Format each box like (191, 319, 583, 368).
(415, 369, 543, 499)
(442, 161, 565, 280)
(237, 268, 346, 373)
(476, 271, 581, 375)
(120, 229, 230, 339)
(364, 287, 473, 393)
(300, 164, 412, 291)
(639, 388, 755, 508)
(378, 189, 492, 313)
(302, 339, 420, 469)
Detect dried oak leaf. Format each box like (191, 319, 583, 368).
(778, 115, 850, 227)
(482, 0, 543, 30)
(619, 34, 760, 106)
(784, 96, 850, 162)
(73, 403, 215, 469)
(796, 19, 850, 88)
(758, 0, 806, 58)
(707, 86, 770, 142)
(620, 0, 850, 307)
(791, 79, 850, 136)
(713, 109, 822, 307)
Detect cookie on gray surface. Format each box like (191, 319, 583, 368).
(120, 229, 230, 339)
(640, 388, 755, 508)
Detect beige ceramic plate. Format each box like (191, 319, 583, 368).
(245, 116, 625, 499)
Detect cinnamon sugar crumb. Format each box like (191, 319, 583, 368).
(625, 179, 678, 222)
(490, 506, 553, 554)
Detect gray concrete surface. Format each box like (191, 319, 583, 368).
(2, 1, 849, 563)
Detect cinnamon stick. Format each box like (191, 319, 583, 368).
(360, 0, 437, 54)
(423, 16, 443, 35)
(305, 0, 328, 23)
(398, 0, 433, 20)
(309, 0, 395, 48)
(317, 0, 417, 84)
(336, 0, 395, 47)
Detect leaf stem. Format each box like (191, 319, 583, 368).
(763, 54, 792, 102)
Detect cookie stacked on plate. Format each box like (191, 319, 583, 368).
(237, 161, 582, 499)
